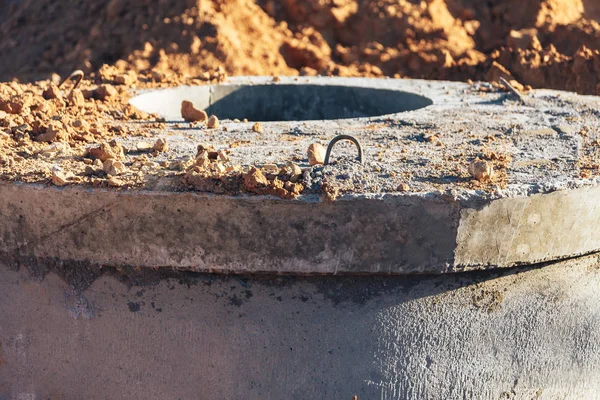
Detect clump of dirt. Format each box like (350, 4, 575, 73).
(183, 144, 305, 199)
(2, 0, 600, 94)
(0, 75, 157, 187)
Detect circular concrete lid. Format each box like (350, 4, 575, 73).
(3, 76, 600, 274)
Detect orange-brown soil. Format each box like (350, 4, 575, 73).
(1, 0, 600, 94)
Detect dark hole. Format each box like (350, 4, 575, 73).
(205, 85, 432, 122)
(130, 83, 433, 122)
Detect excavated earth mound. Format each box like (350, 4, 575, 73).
(2, 0, 600, 94)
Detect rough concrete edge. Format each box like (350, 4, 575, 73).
(454, 184, 600, 269)
(0, 182, 461, 275)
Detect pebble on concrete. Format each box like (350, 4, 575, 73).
(252, 122, 263, 133)
(51, 167, 72, 186)
(103, 159, 126, 176)
(307, 143, 326, 166)
(207, 115, 219, 129)
(469, 159, 494, 182)
(181, 100, 208, 122)
(153, 138, 168, 152)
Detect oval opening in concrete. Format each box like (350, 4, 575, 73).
(130, 83, 433, 122)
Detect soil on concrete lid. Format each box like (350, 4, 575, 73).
(2, 0, 600, 200)
(1, 0, 600, 95)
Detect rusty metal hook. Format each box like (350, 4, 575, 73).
(58, 70, 84, 93)
(324, 134, 364, 165)
(499, 77, 526, 105)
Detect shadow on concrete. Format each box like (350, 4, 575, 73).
(204, 84, 433, 121)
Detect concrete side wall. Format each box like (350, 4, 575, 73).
(0, 183, 459, 274)
(455, 185, 600, 268)
(1, 256, 600, 399)
(3, 182, 600, 274)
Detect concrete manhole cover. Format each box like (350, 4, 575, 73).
(3, 77, 600, 275)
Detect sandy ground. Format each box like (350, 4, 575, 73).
(1, 0, 600, 94)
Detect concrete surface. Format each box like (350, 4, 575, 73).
(3, 77, 600, 399)
(1, 255, 600, 399)
(4, 78, 600, 273)
(128, 76, 600, 197)
(3, 179, 600, 274)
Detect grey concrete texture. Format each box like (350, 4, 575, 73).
(3, 181, 600, 274)
(4, 77, 600, 274)
(1, 254, 600, 399)
(128, 76, 600, 198)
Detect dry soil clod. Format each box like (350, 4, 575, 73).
(88, 140, 125, 162)
(469, 159, 494, 182)
(307, 143, 326, 166)
(252, 122, 263, 133)
(96, 84, 118, 101)
(103, 159, 126, 176)
(51, 166, 73, 186)
(181, 100, 207, 122)
(153, 138, 168, 152)
(207, 115, 219, 129)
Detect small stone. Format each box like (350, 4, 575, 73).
(72, 119, 90, 130)
(469, 159, 494, 182)
(136, 141, 153, 152)
(307, 143, 326, 166)
(181, 100, 207, 122)
(144, 161, 160, 169)
(42, 84, 62, 100)
(207, 115, 219, 129)
(262, 163, 279, 174)
(107, 177, 124, 187)
(151, 69, 165, 82)
(195, 151, 210, 167)
(397, 183, 411, 192)
(288, 162, 303, 180)
(35, 121, 68, 143)
(153, 138, 168, 152)
(51, 167, 71, 186)
(67, 89, 85, 107)
(88, 140, 125, 162)
(95, 84, 118, 101)
(115, 71, 137, 86)
(171, 157, 194, 171)
(252, 122, 263, 133)
(84, 165, 97, 176)
(103, 159, 126, 176)
(39, 142, 69, 156)
(217, 150, 230, 162)
(244, 167, 270, 190)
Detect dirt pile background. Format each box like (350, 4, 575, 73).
(1, 0, 600, 94)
